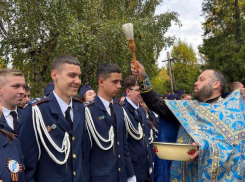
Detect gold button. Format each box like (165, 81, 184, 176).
(117, 142, 120, 145)
(118, 168, 121, 172)
(73, 171, 76, 176)
(118, 155, 121, 158)
(72, 137, 75, 141)
(143, 134, 145, 137)
(73, 154, 77, 159)
(147, 155, 149, 158)
(146, 145, 148, 147)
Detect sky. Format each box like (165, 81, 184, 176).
(155, 0, 205, 68)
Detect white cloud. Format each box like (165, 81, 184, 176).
(155, 0, 205, 67)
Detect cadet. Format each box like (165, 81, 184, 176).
(18, 55, 87, 182)
(0, 99, 25, 182)
(123, 75, 153, 182)
(85, 63, 136, 182)
(18, 85, 31, 109)
(0, 68, 26, 134)
(79, 84, 96, 103)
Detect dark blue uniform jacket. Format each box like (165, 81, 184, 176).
(0, 123, 25, 181)
(86, 96, 134, 182)
(1, 107, 22, 135)
(18, 92, 87, 182)
(123, 99, 153, 181)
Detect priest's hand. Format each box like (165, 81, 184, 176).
(190, 142, 199, 161)
(131, 60, 145, 80)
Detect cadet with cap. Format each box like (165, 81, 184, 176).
(79, 84, 96, 103)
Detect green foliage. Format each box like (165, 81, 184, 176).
(199, 0, 245, 84)
(0, 0, 180, 97)
(171, 39, 201, 94)
(151, 67, 171, 95)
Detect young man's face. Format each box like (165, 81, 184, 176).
(101, 73, 122, 98)
(19, 90, 31, 108)
(0, 75, 26, 110)
(52, 63, 82, 98)
(126, 85, 142, 105)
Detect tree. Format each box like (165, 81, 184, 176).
(151, 67, 171, 95)
(0, 0, 180, 97)
(199, 0, 245, 84)
(171, 39, 200, 94)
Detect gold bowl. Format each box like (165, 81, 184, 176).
(152, 142, 199, 161)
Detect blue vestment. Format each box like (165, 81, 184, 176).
(165, 90, 245, 182)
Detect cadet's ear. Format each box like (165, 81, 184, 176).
(51, 70, 58, 81)
(98, 78, 104, 87)
(125, 88, 130, 95)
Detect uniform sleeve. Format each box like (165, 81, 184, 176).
(123, 114, 135, 178)
(137, 74, 173, 118)
(18, 105, 38, 182)
(141, 89, 170, 117)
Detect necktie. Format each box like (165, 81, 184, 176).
(135, 108, 140, 116)
(109, 103, 116, 122)
(10, 111, 18, 133)
(65, 107, 73, 129)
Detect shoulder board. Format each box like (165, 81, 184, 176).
(85, 100, 96, 107)
(114, 101, 125, 107)
(28, 96, 49, 106)
(73, 97, 83, 103)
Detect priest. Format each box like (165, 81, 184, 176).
(131, 60, 245, 182)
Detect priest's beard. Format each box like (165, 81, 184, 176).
(194, 82, 213, 102)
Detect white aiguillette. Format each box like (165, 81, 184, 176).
(152, 142, 199, 161)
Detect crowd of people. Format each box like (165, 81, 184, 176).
(0, 54, 244, 182)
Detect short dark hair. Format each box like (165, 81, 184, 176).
(229, 81, 243, 92)
(124, 75, 137, 89)
(206, 69, 227, 94)
(51, 55, 80, 71)
(25, 85, 31, 91)
(96, 63, 121, 82)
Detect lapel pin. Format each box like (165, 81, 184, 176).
(51, 124, 57, 130)
(7, 158, 23, 181)
(46, 126, 51, 132)
(98, 116, 105, 120)
(46, 124, 57, 132)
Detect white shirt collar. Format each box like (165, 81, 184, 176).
(2, 106, 18, 117)
(53, 91, 73, 116)
(98, 96, 113, 115)
(126, 97, 139, 110)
